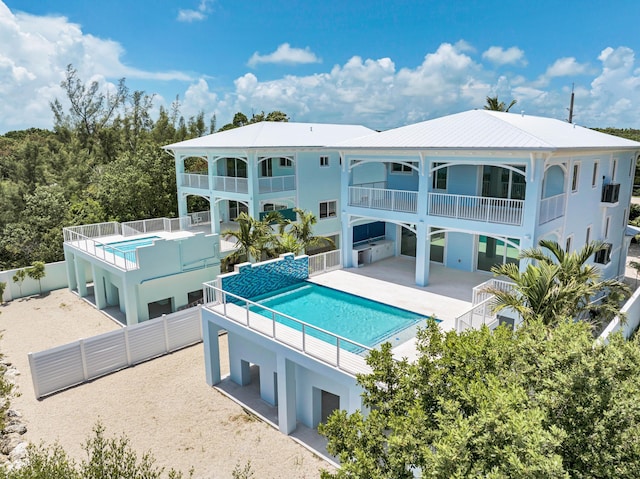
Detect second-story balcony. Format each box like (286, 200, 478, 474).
(259, 175, 296, 193)
(180, 173, 209, 189)
(349, 186, 418, 213)
(214, 176, 249, 194)
(428, 192, 524, 226)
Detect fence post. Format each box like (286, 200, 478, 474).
(163, 315, 170, 352)
(28, 353, 41, 399)
(79, 339, 89, 380)
(124, 328, 132, 365)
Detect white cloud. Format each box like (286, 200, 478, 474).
(177, 0, 213, 23)
(247, 43, 321, 67)
(482, 46, 527, 66)
(0, 2, 193, 132)
(532, 57, 591, 87)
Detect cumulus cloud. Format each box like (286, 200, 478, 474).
(532, 57, 591, 87)
(0, 2, 192, 132)
(482, 46, 527, 66)
(177, 0, 213, 22)
(247, 43, 321, 67)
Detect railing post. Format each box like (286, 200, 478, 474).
(302, 324, 306, 352)
(272, 312, 276, 338)
(336, 338, 340, 368)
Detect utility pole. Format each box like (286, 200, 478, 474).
(568, 83, 575, 123)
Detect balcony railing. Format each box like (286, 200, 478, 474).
(259, 175, 296, 193)
(309, 249, 342, 276)
(180, 173, 209, 189)
(539, 193, 566, 225)
(428, 193, 524, 225)
(203, 283, 371, 376)
(214, 176, 249, 194)
(348, 186, 418, 213)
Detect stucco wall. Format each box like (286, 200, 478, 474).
(0, 261, 69, 301)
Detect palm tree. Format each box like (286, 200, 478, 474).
(484, 95, 517, 112)
(281, 208, 335, 254)
(221, 211, 282, 265)
(486, 240, 629, 328)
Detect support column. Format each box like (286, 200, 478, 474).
(64, 250, 77, 292)
(122, 285, 139, 325)
(259, 367, 276, 406)
(91, 265, 107, 310)
(341, 215, 354, 267)
(202, 317, 221, 386)
(75, 258, 87, 297)
(276, 355, 297, 434)
(415, 221, 430, 286)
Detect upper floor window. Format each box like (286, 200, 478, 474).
(585, 226, 591, 245)
(260, 158, 273, 177)
(592, 162, 599, 187)
(571, 163, 580, 192)
(605, 216, 611, 238)
(390, 163, 412, 174)
(612, 158, 618, 181)
(279, 157, 292, 168)
(565, 235, 573, 253)
(320, 156, 330, 167)
(432, 162, 447, 190)
(319, 200, 337, 219)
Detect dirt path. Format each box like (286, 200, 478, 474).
(0, 290, 330, 478)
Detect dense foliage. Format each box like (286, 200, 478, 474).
(0, 423, 190, 479)
(320, 320, 640, 478)
(0, 65, 288, 270)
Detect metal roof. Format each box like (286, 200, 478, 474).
(164, 121, 376, 150)
(334, 110, 640, 151)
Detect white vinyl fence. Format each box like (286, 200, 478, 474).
(28, 307, 203, 399)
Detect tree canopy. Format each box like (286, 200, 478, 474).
(320, 320, 640, 478)
(483, 95, 518, 112)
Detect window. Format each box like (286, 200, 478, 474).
(279, 157, 292, 168)
(571, 163, 580, 192)
(432, 162, 447, 190)
(605, 216, 611, 238)
(565, 236, 573, 253)
(320, 156, 329, 167)
(585, 226, 591, 245)
(260, 158, 272, 177)
(319, 200, 337, 219)
(390, 163, 412, 173)
(594, 243, 612, 265)
(592, 162, 599, 187)
(612, 158, 617, 181)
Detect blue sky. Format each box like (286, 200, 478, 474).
(1, 0, 639, 133)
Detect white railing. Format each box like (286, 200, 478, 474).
(472, 278, 515, 305)
(259, 175, 296, 193)
(455, 297, 499, 332)
(214, 176, 249, 193)
(348, 186, 418, 213)
(63, 222, 121, 241)
(354, 181, 387, 189)
(539, 193, 566, 224)
(28, 307, 202, 399)
(189, 210, 211, 225)
(120, 217, 188, 236)
(180, 173, 209, 189)
(309, 249, 342, 276)
(202, 283, 371, 376)
(63, 229, 141, 270)
(428, 193, 524, 225)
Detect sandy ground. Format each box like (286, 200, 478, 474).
(0, 290, 331, 478)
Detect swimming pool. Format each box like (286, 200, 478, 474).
(250, 282, 431, 349)
(97, 236, 160, 261)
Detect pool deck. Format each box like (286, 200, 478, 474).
(309, 256, 492, 361)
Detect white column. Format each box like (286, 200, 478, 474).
(415, 221, 430, 286)
(276, 355, 297, 434)
(202, 317, 222, 386)
(91, 264, 107, 309)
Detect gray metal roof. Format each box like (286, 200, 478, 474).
(334, 110, 640, 151)
(164, 121, 376, 150)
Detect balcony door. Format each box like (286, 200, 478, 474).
(482, 166, 525, 200)
(228, 200, 248, 220)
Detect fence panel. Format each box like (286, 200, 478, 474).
(28, 308, 202, 399)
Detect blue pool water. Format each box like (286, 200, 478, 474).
(97, 236, 160, 260)
(250, 282, 431, 349)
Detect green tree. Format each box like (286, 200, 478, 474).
(320, 320, 640, 478)
(281, 208, 335, 254)
(0, 423, 191, 478)
(221, 212, 281, 265)
(486, 240, 629, 328)
(484, 95, 517, 112)
(27, 261, 46, 295)
(11, 269, 26, 297)
(0, 282, 6, 303)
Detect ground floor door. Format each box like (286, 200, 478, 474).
(430, 228, 445, 263)
(476, 235, 520, 272)
(401, 228, 416, 257)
